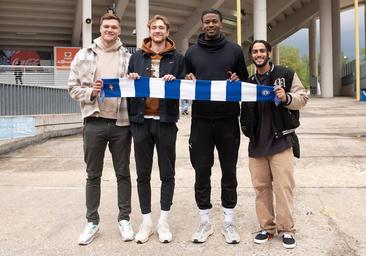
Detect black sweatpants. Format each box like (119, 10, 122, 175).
(131, 119, 177, 214)
(189, 117, 240, 209)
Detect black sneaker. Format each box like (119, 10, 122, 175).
(282, 233, 296, 249)
(254, 230, 273, 244)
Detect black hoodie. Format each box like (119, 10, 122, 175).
(185, 33, 248, 119)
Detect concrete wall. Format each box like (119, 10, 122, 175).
(0, 113, 82, 155)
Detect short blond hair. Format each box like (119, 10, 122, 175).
(147, 15, 170, 30)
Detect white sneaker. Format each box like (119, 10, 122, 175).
(191, 221, 214, 243)
(156, 222, 172, 243)
(78, 222, 99, 245)
(221, 222, 240, 244)
(135, 223, 154, 244)
(118, 220, 134, 241)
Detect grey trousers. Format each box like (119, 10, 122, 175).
(83, 117, 132, 224)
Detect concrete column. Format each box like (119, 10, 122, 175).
(332, 0, 341, 96)
(177, 38, 189, 55)
(272, 44, 280, 65)
(253, 0, 267, 40)
(319, 0, 334, 98)
(82, 0, 92, 48)
(309, 18, 318, 78)
(136, 0, 149, 48)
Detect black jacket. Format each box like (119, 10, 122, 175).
(127, 42, 185, 123)
(240, 65, 301, 157)
(185, 33, 248, 119)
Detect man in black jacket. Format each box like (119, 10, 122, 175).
(185, 8, 248, 244)
(127, 15, 185, 244)
(241, 40, 308, 249)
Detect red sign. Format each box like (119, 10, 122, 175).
(11, 51, 40, 66)
(54, 47, 80, 69)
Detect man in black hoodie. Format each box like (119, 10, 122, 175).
(185, 8, 248, 244)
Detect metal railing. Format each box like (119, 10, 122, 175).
(0, 65, 69, 88)
(341, 60, 366, 88)
(0, 65, 80, 116)
(342, 60, 356, 78)
(0, 83, 79, 116)
(0, 46, 138, 118)
(0, 46, 138, 88)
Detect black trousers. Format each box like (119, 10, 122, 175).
(189, 117, 240, 209)
(131, 119, 177, 214)
(15, 76, 23, 85)
(83, 117, 132, 224)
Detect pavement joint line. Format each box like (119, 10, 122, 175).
(327, 220, 359, 256)
(299, 155, 366, 158)
(0, 156, 191, 159)
(0, 185, 365, 189)
(2, 155, 366, 160)
(317, 194, 359, 255)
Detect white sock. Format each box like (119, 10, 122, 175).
(158, 210, 169, 224)
(199, 209, 210, 223)
(224, 208, 233, 223)
(142, 213, 152, 226)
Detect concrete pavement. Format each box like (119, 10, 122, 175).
(0, 97, 365, 256)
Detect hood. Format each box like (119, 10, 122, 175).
(94, 36, 122, 52)
(141, 37, 176, 55)
(197, 33, 227, 52)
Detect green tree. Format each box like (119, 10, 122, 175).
(361, 48, 366, 62)
(279, 45, 309, 89)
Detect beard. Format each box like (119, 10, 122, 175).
(253, 55, 270, 68)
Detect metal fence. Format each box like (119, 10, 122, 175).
(342, 60, 356, 78)
(0, 65, 70, 88)
(0, 83, 79, 116)
(341, 60, 366, 88)
(0, 46, 138, 117)
(0, 46, 137, 88)
(0, 65, 81, 115)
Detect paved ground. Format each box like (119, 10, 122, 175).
(0, 97, 365, 256)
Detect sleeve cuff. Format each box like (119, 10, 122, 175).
(85, 87, 95, 104)
(284, 93, 292, 106)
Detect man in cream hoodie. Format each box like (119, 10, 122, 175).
(68, 12, 133, 245)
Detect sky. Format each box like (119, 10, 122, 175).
(281, 5, 365, 60)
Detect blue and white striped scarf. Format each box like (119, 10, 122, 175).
(102, 77, 277, 102)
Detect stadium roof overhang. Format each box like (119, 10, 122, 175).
(0, 0, 359, 52)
